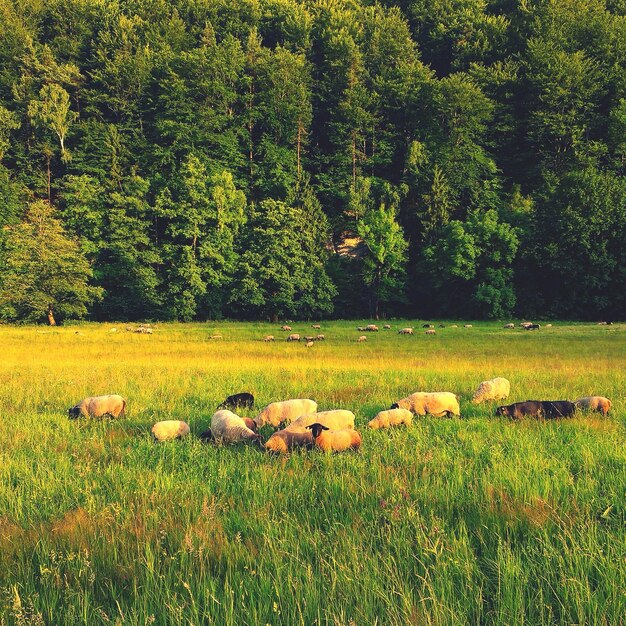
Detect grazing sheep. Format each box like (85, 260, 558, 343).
(496, 401, 543, 419)
(152, 420, 190, 442)
(357, 326, 366, 331)
(264, 335, 275, 342)
(357, 335, 367, 342)
(439, 324, 446, 328)
(524, 324, 540, 330)
(254, 399, 318, 428)
(451, 324, 458, 328)
(471, 378, 510, 404)
(264, 427, 313, 453)
(383, 324, 391, 329)
(306, 423, 362, 453)
(519, 322, 533, 328)
(504, 323, 515, 329)
(366, 324, 379, 332)
(425, 329, 436, 335)
(398, 328, 414, 335)
(287, 334, 301, 342)
(464, 324, 473, 328)
(306, 341, 314, 348)
(209, 410, 260, 444)
(217, 392, 254, 411)
(574, 396, 612, 415)
(391, 392, 460, 417)
(316, 334, 325, 341)
(422, 323, 434, 328)
(541, 401, 576, 418)
(312, 324, 321, 329)
(545, 324, 553, 328)
(367, 409, 412, 430)
(68, 394, 126, 419)
(304, 336, 316, 342)
(281, 325, 292, 331)
(287, 410, 355, 432)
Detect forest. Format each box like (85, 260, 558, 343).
(0, 0, 625, 323)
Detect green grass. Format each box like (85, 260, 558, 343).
(1, 320, 625, 625)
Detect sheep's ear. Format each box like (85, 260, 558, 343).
(320, 425, 329, 431)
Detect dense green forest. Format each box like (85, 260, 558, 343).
(0, 0, 625, 323)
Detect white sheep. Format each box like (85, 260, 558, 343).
(471, 377, 511, 404)
(367, 408, 413, 430)
(398, 328, 413, 335)
(464, 324, 473, 328)
(281, 325, 292, 331)
(151, 420, 190, 442)
(254, 399, 318, 428)
(68, 394, 126, 419)
(264, 335, 275, 342)
(425, 329, 436, 335)
(357, 335, 367, 342)
(306, 341, 314, 348)
(312, 324, 321, 329)
(287, 410, 355, 432)
(383, 324, 391, 329)
(316, 334, 325, 341)
(503, 323, 515, 329)
(574, 396, 612, 415)
(306, 423, 362, 453)
(287, 334, 300, 342)
(209, 410, 260, 444)
(366, 324, 379, 332)
(392, 392, 460, 417)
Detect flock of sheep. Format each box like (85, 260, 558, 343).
(67, 377, 613, 454)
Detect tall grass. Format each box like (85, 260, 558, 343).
(1, 321, 624, 625)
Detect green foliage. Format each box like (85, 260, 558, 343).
(0, 200, 102, 324)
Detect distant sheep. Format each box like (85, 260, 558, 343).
(524, 324, 540, 330)
(255, 399, 318, 428)
(306, 341, 314, 348)
(519, 322, 533, 328)
(357, 326, 366, 331)
(316, 334, 325, 341)
(152, 420, 190, 442)
(575, 396, 612, 415)
(471, 377, 510, 404)
(357, 335, 367, 342)
(264, 427, 313, 453)
(287, 410, 355, 432)
(281, 325, 292, 331)
(304, 336, 315, 342)
(422, 324, 434, 329)
(367, 408, 412, 430)
(68, 394, 126, 419)
(383, 324, 391, 329)
(217, 392, 254, 411)
(398, 328, 413, 335)
(312, 324, 321, 329)
(503, 323, 515, 329)
(287, 334, 301, 342)
(208, 410, 261, 444)
(464, 324, 473, 328)
(210, 334, 223, 339)
(545, 324, 553, 328)
(264, 335, 275, 342)
(425, 329, 436, 335)
(366, 324, 379, 332)
(392, 392, 460, 417)
(307, 423, 362, 453)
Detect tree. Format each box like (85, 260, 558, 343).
(0, 200, 102, 324)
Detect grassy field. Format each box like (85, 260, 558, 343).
(0, 320, 625, 626)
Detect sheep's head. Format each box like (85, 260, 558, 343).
(390, 403, 399, 410)
(67, 406, 80, 419)
(306, 423, 329, 439)
(198, 429, 214, 443)
(495, 406, 509, 417)
(243, 418, 258, 433)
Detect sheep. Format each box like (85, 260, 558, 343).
(264, 335, 275, 342)
(306, 341, 314, 348)
(152, 420, 190, 442)
(520, 322, 533, 328)
(254, 399, 318, 428)
(312, 324, 321, 329)
(504, 323, 515, 329)
(383, 324, 391, 329)
(367, 408, 412, 430)
(217, 392, 254, 411)
(574, 396, 612, 415)
(287, 334, 301, 342)
(281, 325, 292, 331)
(464, 324, 473, 328)
(316, 334, 325, 341)
(422, 324, 434, 328)
(398, 328, 413, 335)
(471, 377, 510, 404)
(391, 392, 460, 417)
(287, 410, 355, 432)
(425, 329, 436, 335)
(210, 334, 223, 339)
(306, 423, 362, 453)
(68, 394, 126, 419)
(545, 324, 553, 328)
(366, 324, 379, 332)
(357, 335, 367, 342)
(264, 427, 314, 454)
(208, 410, 261, 444)
(304, 336, 316, 342)
(357, 326, 366, 331)
(439, 324, 446, 328)
(451, 324, 458, 328)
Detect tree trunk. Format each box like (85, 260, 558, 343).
(46, 153, 52, 203)
(47, 307, 57, 326)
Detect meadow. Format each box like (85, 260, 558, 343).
(0, 321, 624, 626)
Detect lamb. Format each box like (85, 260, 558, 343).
(471, 377, 510, 404)
(287, 334, 301, 342)
(217, 392, 254, 411)
(208, 410, 261, 444)
(391, 392, 460, 417)
(264, 335, 275, 342)
(367, 408, 412, 430)
(306, 423, 362, 453)
(357, 335, 367, 342)
(151, 420, 190, 442)
(425, 329, 436, 335)
(398, 328, 413, 335)
(574, 396, 612, 415)
(264, 427, 313, 453)
(68, 394, 126, 419)
(254, 398, 318, 428)
(287, 409, 355, 432)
